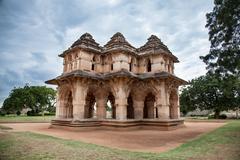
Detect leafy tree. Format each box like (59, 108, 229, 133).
(179, 86, 196, 116)
(180, 74, 240, 118)
(2, 85, 56, 115)
(200, 0, 240, 76)
(185, 0, 240, 118)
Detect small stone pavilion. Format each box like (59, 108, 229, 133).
(46, 32, 187, 130)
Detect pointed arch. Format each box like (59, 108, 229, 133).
(92, 55, 96, 71)
(129, 58, 133, 72)
(143, 92, 155, 118)
(146, 58, 151, 72)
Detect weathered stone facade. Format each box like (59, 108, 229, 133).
(46, 32, 187, 130)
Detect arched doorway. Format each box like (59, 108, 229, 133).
(92, 56, 96, 71)
(143, 93, 155, 118)
(129, 58, 133, 72)
(106, 92, 116, 119)
(169, 90, 179, 119)
(85, 92, 96, 118)
(127, 94, 134, 119)
(146, 59, 151, 72)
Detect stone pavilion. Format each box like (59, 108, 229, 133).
(46, 32, 187, 130)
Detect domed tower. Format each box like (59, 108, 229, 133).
(46, 32, 187, 130)
(137, 35, 178, 74)
(59, 33, 102, 73)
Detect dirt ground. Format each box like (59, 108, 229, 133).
(0, 122, 225, 153)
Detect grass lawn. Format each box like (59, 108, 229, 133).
(0, 121, 239, 160)
(0, 115, 54, 123)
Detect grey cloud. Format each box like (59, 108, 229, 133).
(0, 0, 213, 105)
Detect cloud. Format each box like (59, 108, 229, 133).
(0, 0, 213, 104)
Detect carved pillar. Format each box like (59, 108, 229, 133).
(58, 100, 65, 119)
(109, 78, 131, 120)
(176, 90, 180, 118)
(55, 88, 61, 118)
(95, 88, 108, 119)
(96, 97, 107, 119)
(157, 81, 170, 119)
(72, 79, 88, 121)
(133, 100, 144, 119)
(115, 98, 127, 120)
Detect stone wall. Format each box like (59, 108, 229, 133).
(63, 50, 174, 74)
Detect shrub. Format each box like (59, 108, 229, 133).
(208, 115, 215, 119)
(16, 111, 21, 116)
(0, 110, 6, 116)
(44, 112, 55, 116)
(219, 114, 227, 119)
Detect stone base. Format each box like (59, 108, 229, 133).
(50, 118, 185, 131)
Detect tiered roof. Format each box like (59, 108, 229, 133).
(138, 35, 178, 62)
(60, 33, 102, 57)
(59, 32, 178, 62)
(103, 32, 136, 53)
(138, 35, 170, 54)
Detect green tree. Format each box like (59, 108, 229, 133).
(200, 0, 240, 76)
(2, 85, 56, 115)
(180, 74, 239, 118)
(188, 0, 240, 118)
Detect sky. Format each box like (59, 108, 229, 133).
(0, 0, 213, 105)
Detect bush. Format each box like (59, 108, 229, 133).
(26, 110, 41, 116)
(16, 111, 21, 116)
(44, 112, 55, 116)
(219, 114, 227, 119)
(208, 114, 227, 119)
(0, 110, 6, 116)
(208, 115, 215, 119)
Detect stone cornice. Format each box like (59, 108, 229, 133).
(45, 69, 187, 85)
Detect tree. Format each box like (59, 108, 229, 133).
(180, 74, 239, 118)
(192, 0, 240, 118)
(200, 0, 240, 76)
(2, 85, 56, 115)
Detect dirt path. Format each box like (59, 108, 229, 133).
(0, 122, 225, 153)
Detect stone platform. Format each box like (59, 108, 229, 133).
(50, 118, 185, 131)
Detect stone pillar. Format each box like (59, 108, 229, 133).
(57, 100, 64, 119)
(96, 98, 107, 119)
(156, 81, 170, 119)
(59, 100, 67, 118)
(133, 100, 144, 119)
(158, 104, 170, 119)
(115, 98, 127, 120)
(109, 78, 131, 120)
(176, 90, 180, 118)
(177, 105, 180, 118)
(72, 80, 88, 121)
(55, 89, 61, 118)
(72, 100, 85, 120)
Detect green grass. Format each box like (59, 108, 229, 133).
(0, 115, 54, 123)
(0, 121, 240, 160)
(0, 125, 12, 130)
